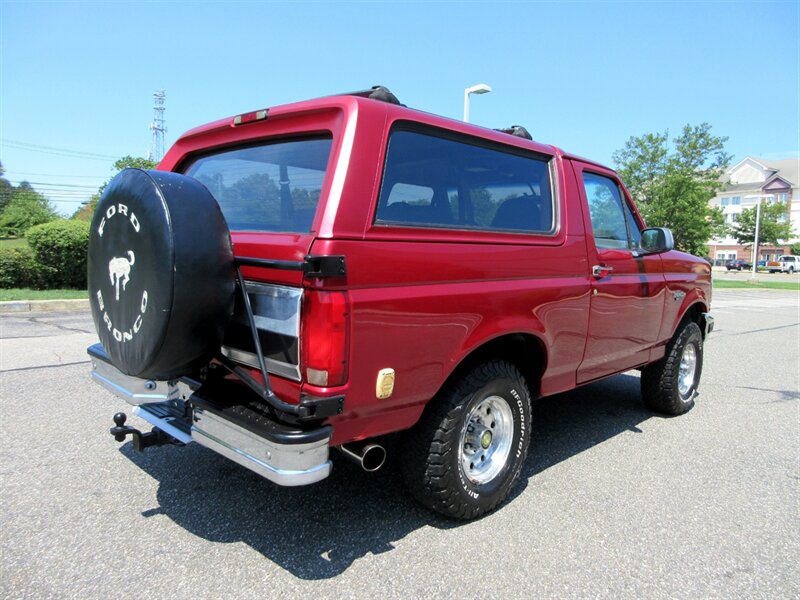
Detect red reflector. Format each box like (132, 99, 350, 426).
(301, 291, 348, 387)
(233, 109, 268, 126)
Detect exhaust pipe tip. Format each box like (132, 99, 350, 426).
(360, 444, 387, 472)
(338, 443, 386, 472)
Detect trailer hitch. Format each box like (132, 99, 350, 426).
(110, 412, 184, 452)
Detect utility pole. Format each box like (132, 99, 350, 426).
(149, 90, 166, 163)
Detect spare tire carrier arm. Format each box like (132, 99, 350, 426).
(214, 266, 304, 417)
(219, 255, 347, 419)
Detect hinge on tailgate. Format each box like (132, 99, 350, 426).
(298, 394, 345, 421)
(234, 255, 346, 278)
(303, 255, 346, 278)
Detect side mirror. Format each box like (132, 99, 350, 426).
(641, 227, 674, 254)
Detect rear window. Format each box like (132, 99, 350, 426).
(375, 127, 554, 233)
(184, 136, 332, 232)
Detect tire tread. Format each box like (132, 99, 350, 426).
(401, 360, 530, 520)
(642, 321, 703, 415)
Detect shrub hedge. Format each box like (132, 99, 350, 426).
(0, 246, 44, 288)
(25, 220, 90, 289)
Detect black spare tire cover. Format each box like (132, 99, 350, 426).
(88, 169, 235, 380)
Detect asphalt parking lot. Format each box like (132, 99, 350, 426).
(1, 289, 798, 599)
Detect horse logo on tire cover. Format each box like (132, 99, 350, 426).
(108, 251, 135, 301)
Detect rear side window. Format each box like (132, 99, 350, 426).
(376, 128, 554, 233)
(184, 136, 332, 233)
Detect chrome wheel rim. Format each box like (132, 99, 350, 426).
(678, 343, 698, 397)
(460, 395, 514, 485)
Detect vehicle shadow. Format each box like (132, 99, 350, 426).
(524, 371, 650, 478)
(120, 372, 651, 579)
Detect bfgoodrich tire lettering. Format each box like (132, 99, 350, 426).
(641, 321, 703, 415)
(401, 360, 532, 520)
(88, 169, 235, 380)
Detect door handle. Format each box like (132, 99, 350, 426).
(592, 265, 614, 278)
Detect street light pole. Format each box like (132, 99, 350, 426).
(463, 83, 492, 122)
(751, 195, 762, 280)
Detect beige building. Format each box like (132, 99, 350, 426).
(708, 157, 799, 263)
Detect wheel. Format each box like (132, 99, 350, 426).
(88, 169, 235, 379)
(641, 321, 703, 415)
(401, 360, 532, 520)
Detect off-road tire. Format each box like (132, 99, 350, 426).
(641, 321, 703, 415)
(401, 360, 532, 520)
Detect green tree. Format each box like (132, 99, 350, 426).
(0, 161, 14, 213)
(112, 155, 157, 172)
(613, 123, 731, 256)
(71, 193, 101, 221)
(0, 188, 59, 237)
(731, 201, 793, 247)
(790, 243, 800, 255)
(71, 155, 157, 220)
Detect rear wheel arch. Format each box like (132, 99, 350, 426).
(442, 333, 546, 401)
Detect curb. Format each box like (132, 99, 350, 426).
(0, 299, 91, 314)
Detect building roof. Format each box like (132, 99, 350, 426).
(720, 156, 799, 194)
(721, 181, 763, 193)
(754, 158, 799, 186)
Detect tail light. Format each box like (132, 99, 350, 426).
(301, 290, 348, 387)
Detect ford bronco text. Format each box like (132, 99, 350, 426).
(88, 86, 713, 519)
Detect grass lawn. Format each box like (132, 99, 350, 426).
(0, 237, 29, 249)
(713, 279, 799, 291)
(0, 288, 88, 301)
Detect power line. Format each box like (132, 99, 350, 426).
(2, 139, 118, 159)
(39, 200, 92, 204)
(7, 180, 100, 189)
(5, 170, 108, 179)
(1, 139, 119, 161)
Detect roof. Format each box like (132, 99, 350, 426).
(721, 181, 764, 193)
(167, 92, 570, 175)
(721, 156, 799, 193)
(754, 157, 799, 186)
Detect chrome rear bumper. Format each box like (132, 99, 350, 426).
(90, 353, 189, 405)
(88, 343, 332, 487)
(191, 407, 331, 486)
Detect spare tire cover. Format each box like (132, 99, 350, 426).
(88, 169, 235, 380)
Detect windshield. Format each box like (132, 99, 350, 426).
(184, 136, 332, 232)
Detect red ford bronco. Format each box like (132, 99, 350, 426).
(88, 86, 713, 519)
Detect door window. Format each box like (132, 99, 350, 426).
(621, 197, 642, 247)
(582, 172, 631, 249)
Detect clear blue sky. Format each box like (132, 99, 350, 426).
(1, 0, 798, 216)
